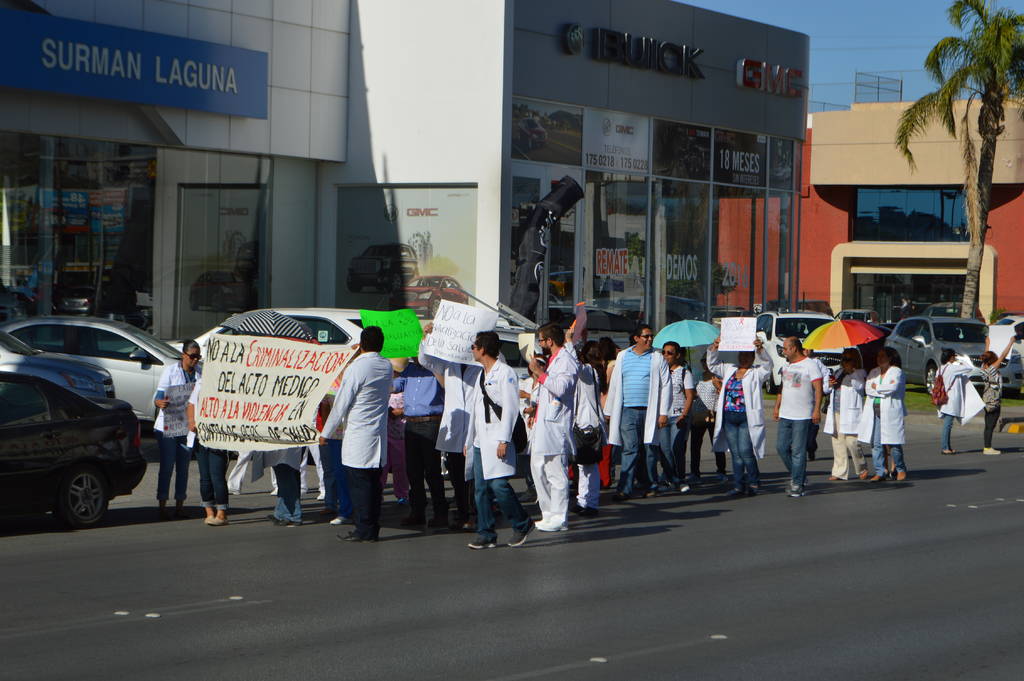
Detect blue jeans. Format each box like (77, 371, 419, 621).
(871, 414, 906, 475)
(323, 439, 353, 518)
(777, 418, 810, 490)
(618, 407, 651, 497)
(472, 447, 531, 542)
(195, 445, 228, 510)
(941, 413, 955, 451)
(155, 430, 190, 502)
(273, 464, 302, 523)
(656, 420, 687, 485)
(723, 410, 759, 490)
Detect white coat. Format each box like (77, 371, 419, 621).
(936, 362, 973, 418)
(574, 364, 606, 434)
(823, 369, 866, 436)
(706, 346, 772, 459)
(321, 352, 392, 469)
(418, 347, 481, 453)
(604, 347, 671, 446)
(857, 366, 907, 445)
(530, 346, 579, 457)
(153, 361, 200, 433)
(464, 359, 521, 480)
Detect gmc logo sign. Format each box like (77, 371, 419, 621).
(406, 208, 438, 217)
(736, 58, 802, 98)
(615, 124, 634, 135)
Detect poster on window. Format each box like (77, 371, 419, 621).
(511, 99, 582, 165)
(714, 130, 767, 187)
(652, 120, 711, 181)
(769, 137, 795, 190)
(337, 187, 478, 320)
(583, 109, 650, 173)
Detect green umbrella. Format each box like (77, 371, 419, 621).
(652, 320, 719, 348)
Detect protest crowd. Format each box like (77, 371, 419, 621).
(152, 308, 1016, 548)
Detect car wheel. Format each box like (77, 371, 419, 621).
(56, 464, 109, 529)
(925, 362, 938, 393)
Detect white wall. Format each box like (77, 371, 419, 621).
(316, 0, 513, 307)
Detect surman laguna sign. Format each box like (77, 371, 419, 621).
(0, 8, 268, 118)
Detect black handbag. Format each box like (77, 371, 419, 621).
(572, 368, 605, 464)
(480, 371, 529, 453)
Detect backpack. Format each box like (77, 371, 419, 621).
(930, 369, 949, 407)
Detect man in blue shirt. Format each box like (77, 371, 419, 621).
(394, 358, 448, 528)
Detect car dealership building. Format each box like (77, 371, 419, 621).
(0, 0, 808, 338)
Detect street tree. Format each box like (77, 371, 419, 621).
(895, 0, 1024, 318)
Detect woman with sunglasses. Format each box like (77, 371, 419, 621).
(153, 340, 202, 520)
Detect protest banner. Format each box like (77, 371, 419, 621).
(988, 324, 1017, 358)
(421, 300, 498, 365)
(719, 317, 757, 351)
(160, 383, 194, 438)
(359, 308, 423, 358)
(195, 334, 356, 452)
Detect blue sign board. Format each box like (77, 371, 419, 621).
(0, 8, 268, 118)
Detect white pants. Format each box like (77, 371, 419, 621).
(227, 451, 253, 493)
(576, 463, 600, 509)
(531, 453, 569, 527)
(306, 444, 325, 494)
(229, 451, 315, 495)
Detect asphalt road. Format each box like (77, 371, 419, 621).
(2, 421, 1022, 681)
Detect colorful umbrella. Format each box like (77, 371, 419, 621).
(653, 320, 719, 348)
(802, 320, 884, 350)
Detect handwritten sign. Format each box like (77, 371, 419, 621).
(421, 300, 498, 365)
(719, 317, 756, 351)
(195, 334, 356, 452)
(161, 383, 195, 438)
(359, 308, 423, 358)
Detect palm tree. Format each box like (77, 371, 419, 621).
(895, 0, 1024, 318)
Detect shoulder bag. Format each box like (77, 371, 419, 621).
(479, 370, 529, 453)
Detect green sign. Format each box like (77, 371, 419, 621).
(359, 308, 424, 358)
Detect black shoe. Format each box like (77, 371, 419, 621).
(746, 487, 758, 497)
(467, 537, 497, 550)
(807, 453, 816, 461)
(569, 503, 584, 515)
(339, 531, 376, 543)
(725, 487, 745, 497)
(267, 514, 290, 527)
(427, 516, 448, 529)
(508, 519, 535, 547)
(400, 514, 426, 527)
(577, 507, 599, 517)
(611, 492, 631, 502)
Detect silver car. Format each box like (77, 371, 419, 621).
(885, 316, 1023, 395)
(1, 316, 182, 421)
(0, 330, 114, 400)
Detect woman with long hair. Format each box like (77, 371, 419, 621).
(979, 337, 1013, 455)
(857, 347, 907, 481)
(936, 347, 974, 455)
(572, 341, 608, 516)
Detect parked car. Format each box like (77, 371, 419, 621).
(920, 302, 984, 321)
(0, 330, 115, 400)
(836, 308, 879, 323)
(54, 286, 96, 315)
(885, 316, 1023, 395)
(1, 317, 182, 422)
(192, 307, 364, 351)
(396, 276, 469, 318)
(189, 270, 253, 312)
(515, 117, 547, 150)
(755, 311, 837, 392)
(346, 243, 419, 293)
(0, 372, 145, 528)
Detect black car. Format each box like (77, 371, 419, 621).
(0, 373, 146, 528)
(346, 243, 419, 293)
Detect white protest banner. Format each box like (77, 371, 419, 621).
(719, 317, 757, 351)
(988, 324, 1017, 358)
(195, 334, 356, 452)
(421, 300, 498, 365)
(161, 383, 194, 438)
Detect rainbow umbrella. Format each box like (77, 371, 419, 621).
(803, 320, 885, 350)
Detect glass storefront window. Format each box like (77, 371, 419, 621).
(653, 179, 708, 323)
(712, 185, 763, 316)
(0, 133, 155, 328)
(769, 138, 795, 191)
(584, 172, 649, 325)
(652, 121, 711, 181)
(766, 191, 793, 312)
(855, 188, 968, 242)
(713, 130, 767, 187)
(853, 273, 966, 323)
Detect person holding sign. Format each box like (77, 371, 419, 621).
(772, 337, 823, 498)
(980, 337, 1015, 454)
(153, 340, 201, 520)
(322, 327, 393, 543)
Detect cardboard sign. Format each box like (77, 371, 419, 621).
(359, 308, 423, 358)
(518, 332, 537, 363)
(194, 334, 356, 452)
(161, 383, 194, 438)
(421, 300, 498, 365)
(719, 317, 757, 351)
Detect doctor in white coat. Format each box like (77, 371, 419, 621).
(604, 324, 673, 500)
(707, 338, 772, 495)
(463, 330, 535, 549)
(528, 323, 579, 532)
(321, 326, 392, 542)
(419, 323, 480, 530)
(936, 348, 975, 455)
(823, 349, 867, 480)
(857, 347, 907, 481)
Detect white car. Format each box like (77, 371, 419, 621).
(993, 315, 1024, 356)
(1, 316, 181, 421)
(755, 311, 840, 392)
(191, 308, 365, 352)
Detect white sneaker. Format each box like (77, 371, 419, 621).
(983, 447, 1002, 455)
(536, 521, 568, 532)
(316, 492, 326, 500)
(679, 484, 691, 494)
(271, 487, 278, 496)
(228, 488, 241, 495)
(329, 516, 345, 525)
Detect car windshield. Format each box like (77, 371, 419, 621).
(933, 322, 986, 343)
(775, 317, 829, 339)
(0, 331, 39, 355)
(120, 326, 180, 358)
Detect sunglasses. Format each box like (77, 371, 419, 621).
(186, 353, 201, 360)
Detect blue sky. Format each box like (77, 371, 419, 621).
(683, 0, 1024, 107)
